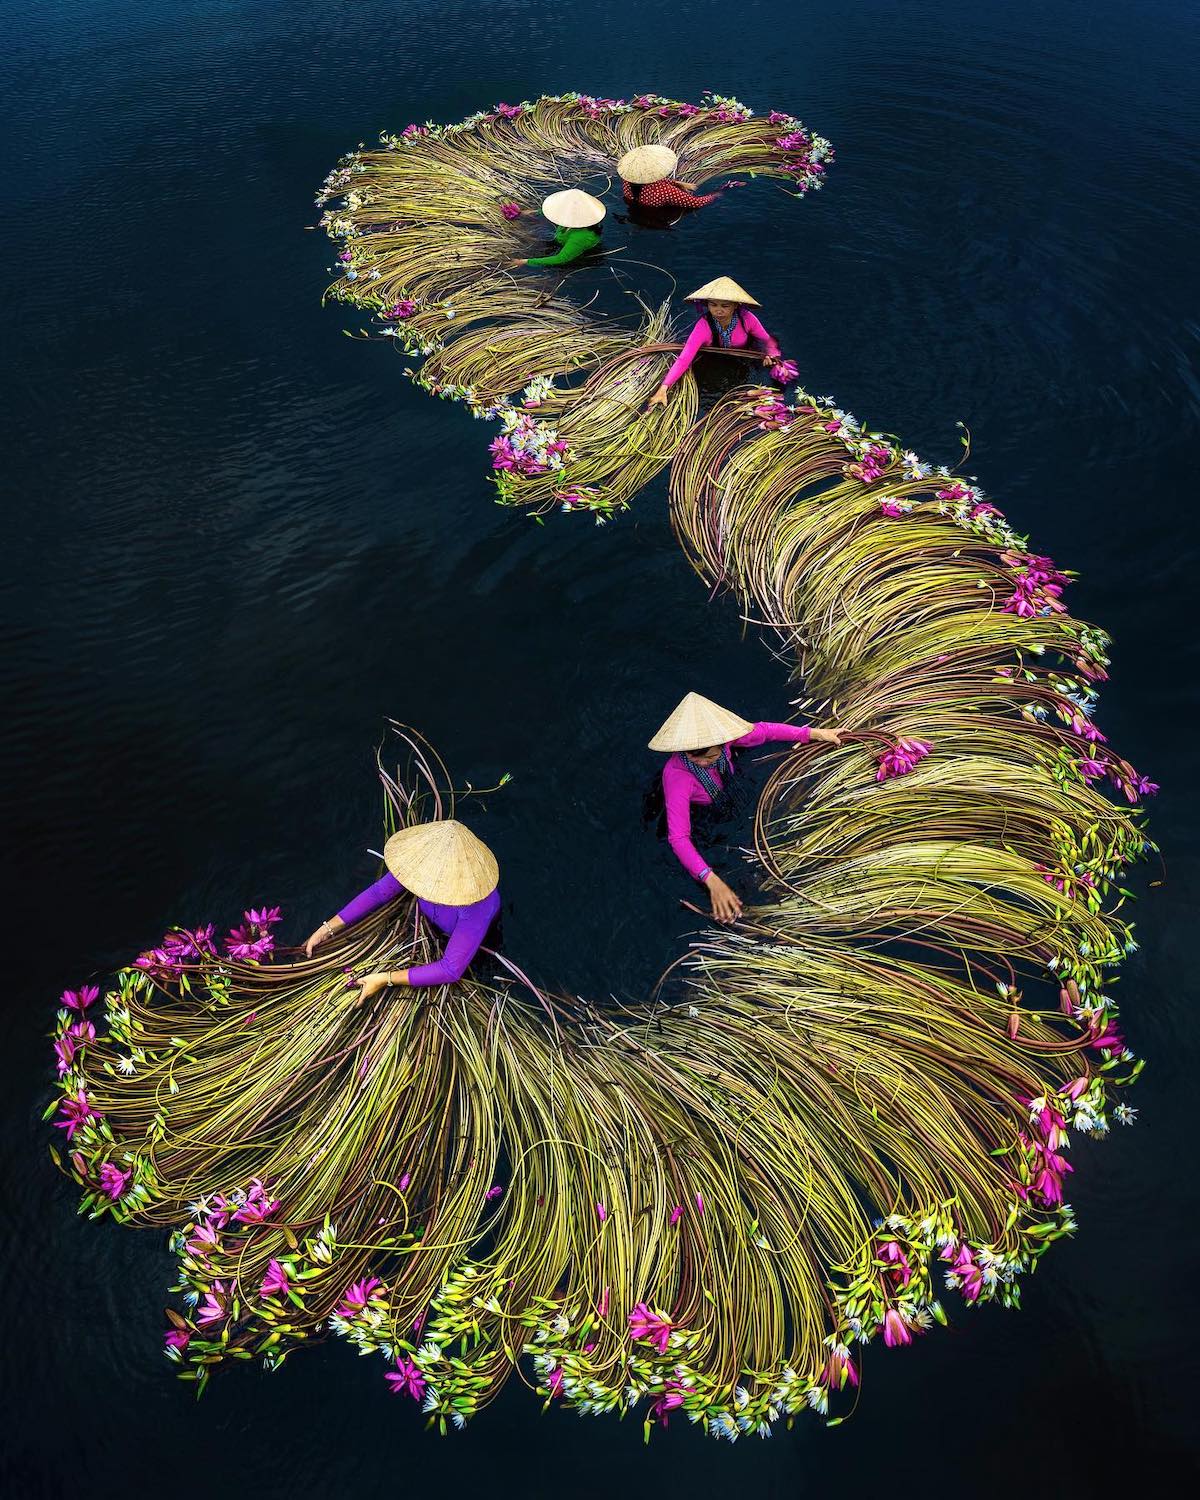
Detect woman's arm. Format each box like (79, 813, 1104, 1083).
(658, 180, 722, 209)
(526, 228, 595, 267)
(664, 770, 711, 880)
(304, 870, 405, 957)
(733, 721, 812, 748)
(741, 311, 781, 359)
(661, 319, 711, 390)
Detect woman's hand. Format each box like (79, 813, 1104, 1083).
(647, 386, 669, 409)
(678, 180, 698, 191)
(705, 873, 744, 925)
(809, 727, 845, 747)
(354, 971, 393, 1003)
(506, 258, 526, 270)
(304, 926, 329, 958)
(761, 352, 775, 366)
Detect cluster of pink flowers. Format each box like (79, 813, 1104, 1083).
(135, 925, 217, 980)
(385, 299, 417, 320)
(575, 96, 627, 118)
(775, 130, 809, 152)
(875, 737, 932, 781)
(98, 1161, 131, 1200)
(385, 1354, 427, 1400)
(878, 497, 909, 518)
(164, 1327, 190, 1355)
(941, 1242, 985, 1302)
(494, 102, 524, 120)
(1000, 552, 1069, 619)
(753, 391, 789, 427)
(769, 358, 798, 383)
(55, 1088, 102, 1141)
(231, 1179, 281, 1225)
(1014, 1096, 1075, 1207)
(1089, 1018, 1128, 1056)
(401, 123, 429, 140)
(224, 906, 282, 962)
(844, 442, 894, 485)
(186, 1220, 221, 1260)
(628, 1302, 673, 1355)
(54, 1015, 96, 1076)
(489, 413, 570, 477)
(500, 201, 521, 220)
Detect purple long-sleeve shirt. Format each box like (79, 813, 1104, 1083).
(663, 721, 810, 881)
(336, 871, 500, 987)
(662, 311, 781, 389)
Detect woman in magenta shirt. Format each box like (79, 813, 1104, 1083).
(650, 692, 842, 924)
(302, 820, 500, 995)
(648, 276, 782, 409)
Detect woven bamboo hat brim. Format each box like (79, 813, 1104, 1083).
(618, 144, 679, 184)
(648, 692, 755, 753)
(685, 276, 761, 307)
(383, 820, 499, 905)
(541, 188, 607, 228)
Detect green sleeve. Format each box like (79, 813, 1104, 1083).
(525, 227, 598, 268)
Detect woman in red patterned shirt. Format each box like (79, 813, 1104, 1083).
(617, 144, 737, 214)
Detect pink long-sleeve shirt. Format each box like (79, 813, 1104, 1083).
(336, 871, 500, 987)
(662, 311, 781, 389)
(663, 721, 810, 881)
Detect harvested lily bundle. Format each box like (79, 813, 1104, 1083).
(320, 92, 831, 517)
(49, 574, 1149, 1440)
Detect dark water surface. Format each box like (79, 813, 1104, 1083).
(3, 1, 1198, 1494)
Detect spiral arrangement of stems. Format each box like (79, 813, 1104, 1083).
(44, 93, 1154, 1443)
(319, 91, 831, 517)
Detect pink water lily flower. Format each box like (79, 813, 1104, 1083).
(769, 358, 799, 383)
(334, 1277, 383, 1320)
(546, 1366, 564, 1397)
(68, 1019, 96, 1043)
(500, 201, 521, 220)
(260, 1259, 291, 1298)
(232, 1180, 280, 1225)
(824, 1348, 859, 1389)
(881, 1307, 912, 1347)
(196, 1281, 229, 1327)
(495, 102, 524, 119)
(98, 1161, 131, 1200)
(669, 1204, 683, 1226)
(164, 1327, 190, 1354)
(55, 1089, 101, 1140)
(875, 737, 933, 781)
(628, 1302, 673, 1355)
(878, 1239, 913, 1287)
(186, 1220, 221, 1259)
(62, 985, 100, 1012)
(652, 1378, 688, 1425)
(878, 498, 906, 518)
(595, 1201, 607, 1222)
(53, 1035, 76, 1076)
(385, 1355, 427, 1400)
(485, 1184, 504, 1202)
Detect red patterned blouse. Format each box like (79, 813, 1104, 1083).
(622, 179, 721, 211)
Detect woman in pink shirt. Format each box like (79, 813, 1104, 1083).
(649, 692, 843, 924)
(647, 277, 783, 409)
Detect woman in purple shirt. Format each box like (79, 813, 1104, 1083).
(650, 692, 842, 924)
(303, 820, 500, 998)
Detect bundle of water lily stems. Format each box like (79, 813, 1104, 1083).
(48, 384, 1153, 1435)
(318, 91, 832, 518)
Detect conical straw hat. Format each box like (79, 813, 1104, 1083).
(618, 144, 679, 183)
(685, 276, 761, 307)
(541, 188, 606, 228)
(648, 692, 755, 752)
(383, 820, 499, 905)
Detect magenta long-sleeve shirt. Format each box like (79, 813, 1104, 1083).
(662, 311, 781, 389)
(663, 721, 810, 881)
(336, 871, 500, 987)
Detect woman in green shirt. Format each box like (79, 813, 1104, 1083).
(510, 189, 605, 270)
